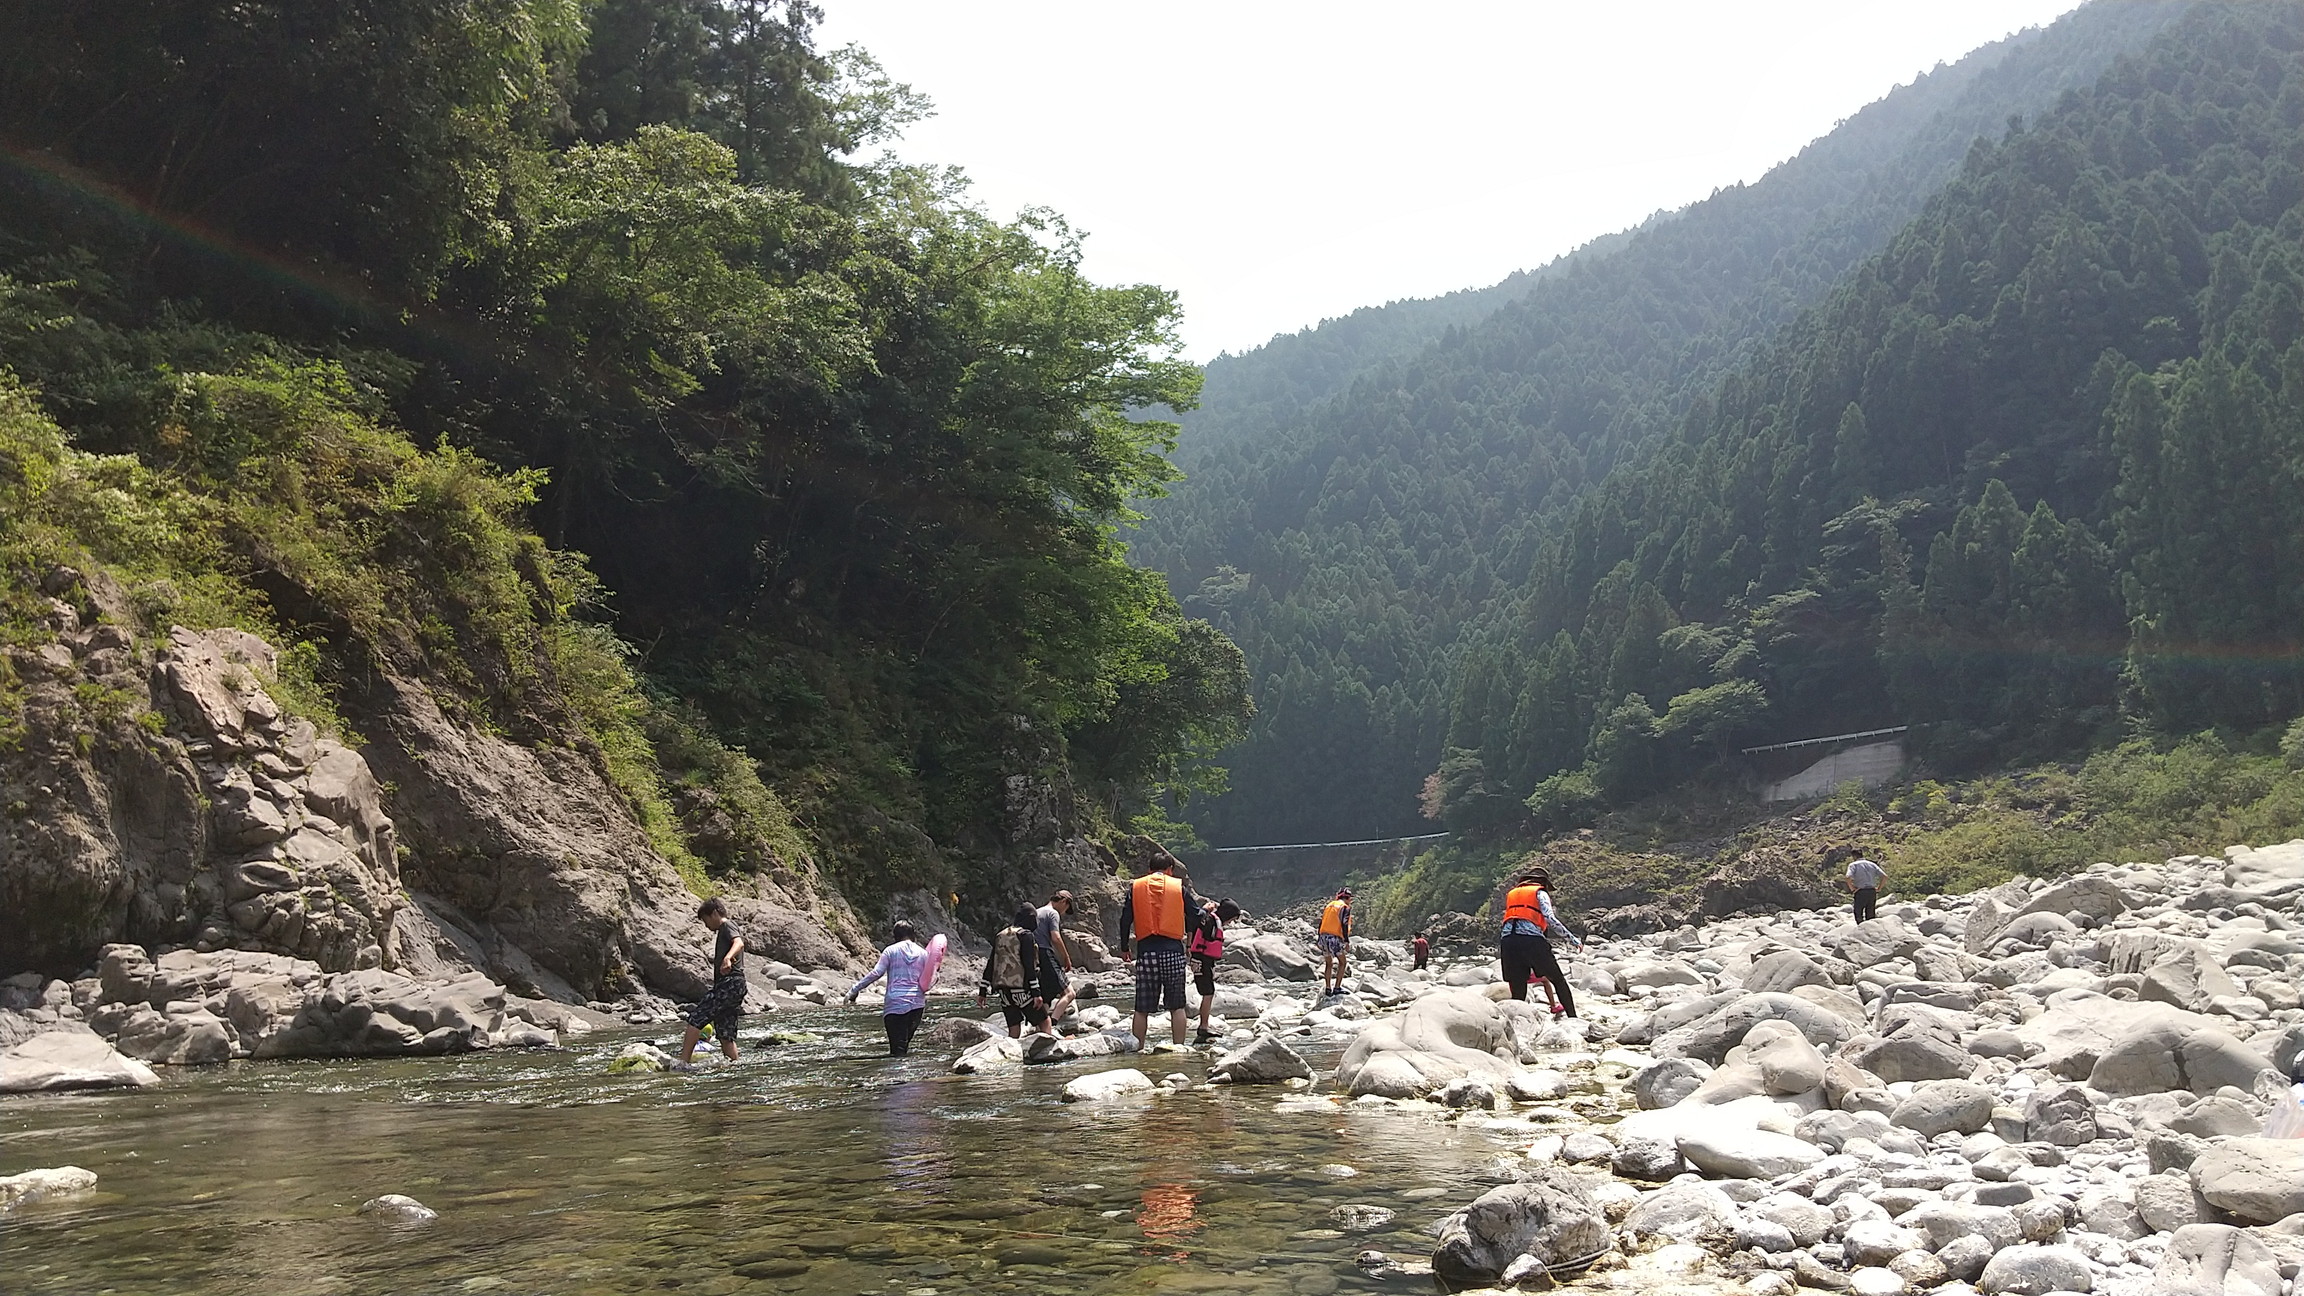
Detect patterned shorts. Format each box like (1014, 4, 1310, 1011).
(1133, 948, 1188, 1013)
(681, 975, 746, 1036)
(1317, 934, 1346, 957)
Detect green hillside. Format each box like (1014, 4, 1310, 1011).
(1135, 0, 2218, 845)
(0, 1, 1249, 920)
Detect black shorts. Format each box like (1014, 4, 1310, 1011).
(993, 987, 1047, 1031)
(1038, 950, 1069, 1002)
(1191, 954, 1219, 998)
(1500, 933, 1562, 987)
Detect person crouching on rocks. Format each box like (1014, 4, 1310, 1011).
(1317, 888, 1353, 997)
(677, 897, 746, 1067)
(1120, 851, 1206, 1048)
(1500, 868, 1581, 1017)
(979, 906, 1051, 1040)
(1187, 898, 1238, 1046)
(846, 920, 933, 1057)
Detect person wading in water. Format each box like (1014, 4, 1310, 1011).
(846, 920, 936, 1057)
(1119, 850, 1206, 1048)
(1499, 867, 1582, 1017)
(676, 897, 746, 1066)
(979, 906, 1050, 1039)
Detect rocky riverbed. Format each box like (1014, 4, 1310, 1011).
(8, 840, 2304, 1296)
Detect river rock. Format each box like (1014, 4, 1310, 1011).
(0, 1026, 159, 1091)
(1631, 1056, 1712, 1109)
(2189, 1138, 2304, 1224)
(1207, 1034, 1311, 1084)
(2021, 1081, 2097, 1145)
(1329, 1204, 1395, 1232)
(1061, 1068, 1154, 1101)
(1621, 1181, 1739, 1246)
(1611, 1133, 1686, 1181)
(0, 1166, 98, 1211)
(1976, 1243, 2093, 1295)
(1742, 1019, 1827, 1095)
(1890, 1079, 1995, 1137)
(2153, 1222, 2283, 1296)
(359, 1194, 438, 1225)
(952, 1035, 1024, 1074)
(1333, 989, 1514, 1098)
(1430, 1168, 1612, 1283)
(1676, 1127, 1824, 1179)
(2090, 1019, 2272, 1096)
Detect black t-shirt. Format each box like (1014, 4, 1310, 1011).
(713, 923, 744, 979)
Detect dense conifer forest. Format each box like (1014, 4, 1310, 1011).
(1136, 0, 2302, 850)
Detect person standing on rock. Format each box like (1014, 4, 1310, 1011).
(979, 906, 1051, 1039)
(1411, 931, 1431, 972)
(1187, 898, 1237, 1046)
(846, 920, 936, 1057)
(1119, 851, 1205, 1048)
(1500, 869, 1580, 1017)
(1843, 854, 1887, 923)
(676, 897, 746, 1067)
(1317, 889, 1354, 996)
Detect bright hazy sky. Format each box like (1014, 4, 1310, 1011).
(817, 1, 2088, 361)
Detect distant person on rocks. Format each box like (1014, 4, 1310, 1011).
(1119, 851, 1206, 1047)
(1411, 931, 1431, 972)
(846, 920, 935, 1057)
(979, 906, 1051, 1039)
(1500, 868, 1581, 1017)
(676, 897, 746, 1066)
(1317, 889, 1354, 996)
(1187, 898, 1239, 1046)
(1844, 854, 1887, 923)
(1036, 891, 1080, 1024)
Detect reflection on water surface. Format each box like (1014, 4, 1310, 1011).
(0, 1012, 1534, 1295)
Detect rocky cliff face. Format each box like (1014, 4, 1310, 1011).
(0, 566, 874, 1000)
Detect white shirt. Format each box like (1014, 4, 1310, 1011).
(1846, 858, 1886, 889)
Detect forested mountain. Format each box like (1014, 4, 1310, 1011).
(1172, 226, 1641, 469)
(1134, 0, 2203, 845)
(1453, 0, 2303, 834)
(0, 0, 1249, 926)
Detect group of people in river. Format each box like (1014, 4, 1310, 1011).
(676, 845, 1891, 1064)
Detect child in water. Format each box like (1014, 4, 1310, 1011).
(677, 897, 746, 1066)
(1187, 898, 1239, 1046)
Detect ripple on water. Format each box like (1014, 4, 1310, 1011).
(1, 1010, 1536, 1295)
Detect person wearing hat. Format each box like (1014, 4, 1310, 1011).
(1317, 888, 1354, 997)
(1499, 866, 1582, 1017)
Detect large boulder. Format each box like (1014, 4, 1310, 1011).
(1431, 1169, 1612, 1283)
(1676, 1127, 1825, 1179)
(0, 1026, 158, 1091)
(2089, 1020, 2272, 1096)
(1741, 1019, 1827, 1096)
(1977, 1244, 2094, 1295)
(1648, 992, 1858, 1064)
(2190, 1139, 2304, 1224)
(1890, 1080, 1995, 1138)
(2225, 841, 2304, 891)
(1207, 1035, 1311, 1084)
(2153, 1223, 2284, 1296)
(1334, 989, 1515, 1098)
(0, 1166, 98, 1211)
(2009, 993, 2216, 1080)
(2015, 875, 2132, 926)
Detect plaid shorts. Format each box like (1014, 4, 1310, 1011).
(1133, 948, 1188, 1013)
(1317, 934, 1346, 957)
(680, 974, 746, 1036)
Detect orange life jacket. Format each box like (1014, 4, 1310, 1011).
(1503, 885, 1549, 931)
(1320, 899, 1350, 937)
(1133, 873, 1185, 940)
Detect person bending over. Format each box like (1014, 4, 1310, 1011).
(1498, 868, 1582, 1017)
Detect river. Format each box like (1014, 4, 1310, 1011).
(0, 1012, 1537, 1296)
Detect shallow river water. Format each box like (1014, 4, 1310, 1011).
(0, 1010, 1540, 1296)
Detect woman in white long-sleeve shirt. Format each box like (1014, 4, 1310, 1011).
(847, 921, 934, 1056)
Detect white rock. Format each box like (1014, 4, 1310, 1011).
(0, 1166, 98, 1211)
(0, 1026, 159, 1091)
(1061, 1068, 1155, 1102)
(358, 1193, 438, 1225)
(1676, 1127, 1824, 1179)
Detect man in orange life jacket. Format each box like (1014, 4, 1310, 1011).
(1317, 889, 1353, 996)
(1118, 849, 1208, 1047)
